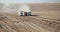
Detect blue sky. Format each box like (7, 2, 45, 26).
(0, 0, 60, 3)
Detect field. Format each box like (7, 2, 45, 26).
(0, 3, 60, 32)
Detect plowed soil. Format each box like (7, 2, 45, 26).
(0, 11, 60, 32)
(0, 3, 60, 32)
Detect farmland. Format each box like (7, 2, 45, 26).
(0, 3, 60, 32)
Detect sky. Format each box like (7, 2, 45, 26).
(0, 0, 60, 3)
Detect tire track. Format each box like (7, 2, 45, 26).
(0, 16, 17, 32)
(17, 16, 58, 32)
(14, 21, 51, 32)
(0, 21, 17, 32)
(28, 16, 60, 32)
(29, 16, 60, 22)
(0, 21, 12, 32)
(6, 16, 51, 32)
(0, 14, 60, 32)
(0, 16, 31, 32)
(13, 16, 54, 32)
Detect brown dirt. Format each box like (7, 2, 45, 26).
(0, 3, 60, 32)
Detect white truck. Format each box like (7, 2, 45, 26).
(18, 4, 31, 16)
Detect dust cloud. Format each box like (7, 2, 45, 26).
(0, 3, 31, 14)
(0, 3, 19, 14)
